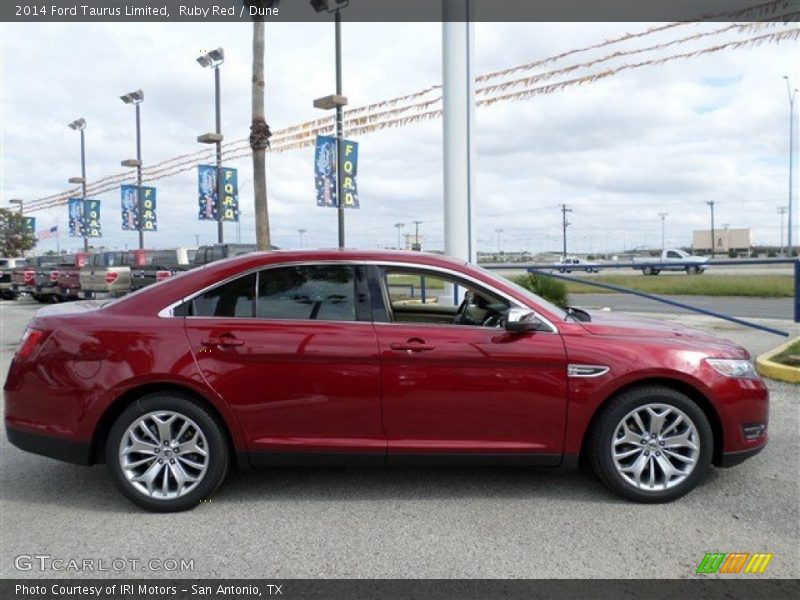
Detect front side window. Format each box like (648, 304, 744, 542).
(257, 265, 356, 321)
(381, 268, 509, 327)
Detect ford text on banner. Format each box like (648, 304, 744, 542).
(68, 198, 102, 238)
(198, 165, 239, 221)
(315, 136, 359, 209)
(121, 185, 158, 231)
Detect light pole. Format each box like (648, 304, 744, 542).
(298, 228, 307, 248)
(120, 89, 145, 249)
(394, 222, 405, 250)
(658, 212, 668, 253)
(495, 228, 504, 255)
(706, 200, 716, 257)
(412, 220, 423, 251)
(784, 76, 797, 254)
(560, 204, 572, 259)
(68, 118, 88, 252)
(312, 0, 349, 249)
(778, 206, 788, 256)
(9, 199, 23, 214)
(197, 47, 226, 244)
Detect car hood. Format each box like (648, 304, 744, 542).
(578, 310, 744, 352)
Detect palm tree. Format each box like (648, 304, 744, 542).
(248, 2, 278, 250)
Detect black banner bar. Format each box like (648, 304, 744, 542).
(3, 579, 800, 600)
(2, 0, 799, 23)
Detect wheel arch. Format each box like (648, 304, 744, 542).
(89, 382, 241, 467)
(578, 376, 724, 467)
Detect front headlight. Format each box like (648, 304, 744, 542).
(705, 358, 758, 379)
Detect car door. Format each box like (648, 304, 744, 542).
(182, 262, 385, 464)
(372, 265, 568, 465)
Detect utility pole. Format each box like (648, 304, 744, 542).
(394, 222, 405, 250)
(560, 204, 572, 259)
(778, 206, 788, 256)
(494, 228, 503, 255)
(658, 212, 668, 253)
(298, 228, 306, 248)
(784, 76, 797, 254)
(706, 200, 716, 257)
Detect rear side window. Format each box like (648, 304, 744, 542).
(191, 273, 256, 317)
(147, 251, 178, 266)
(256, 265, 356, 321)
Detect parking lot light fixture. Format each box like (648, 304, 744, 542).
(121, 89, 145, 249)
(9, 198, 24, 214)
(68, 117, 89, 252)
(197, 47, 225, 244)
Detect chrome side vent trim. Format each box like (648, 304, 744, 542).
(567, 364, 610, 378)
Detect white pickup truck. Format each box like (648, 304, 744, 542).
(632, 249, 709, 275)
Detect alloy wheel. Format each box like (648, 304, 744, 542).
(611, 403, 700, 491)
(118, 410, 209, 500)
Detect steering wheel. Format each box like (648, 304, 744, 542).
(452, 290, 474, 325)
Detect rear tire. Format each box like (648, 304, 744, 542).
(588, 385, 712, 503)
(106, 393, 229, 512)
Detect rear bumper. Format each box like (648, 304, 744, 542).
(6, 426, 92, 465)
(719, 442, 766, 468)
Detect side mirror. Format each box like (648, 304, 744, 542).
(504, 307, 543, 333)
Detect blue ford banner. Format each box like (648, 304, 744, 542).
(68, 198, 102, 238)
(121, 185, 158, 231)
(315, 136, 360, 209)
(198, 165, 239, 221)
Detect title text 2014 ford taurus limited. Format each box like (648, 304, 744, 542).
(4, 250, 768, 511)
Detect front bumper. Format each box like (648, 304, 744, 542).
(719, 442, 766, 468)
(6, 426, 92, 465)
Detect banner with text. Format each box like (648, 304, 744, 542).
(68, 198, 102, 238)
(21, 217, 35, 233)
(121, 185, 158, 231)
(198, 165, 239, 221)
(315, 136, 359, 209)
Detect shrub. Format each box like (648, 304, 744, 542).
(512, 273, 569, 308)
(728, 249, 739, 258)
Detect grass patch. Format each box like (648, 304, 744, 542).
(558, 275, 794, 298)
(770, 339, 800, 367)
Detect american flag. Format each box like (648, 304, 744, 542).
(37, 225, 58, 241)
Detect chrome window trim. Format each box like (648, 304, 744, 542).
(156, 258, 559, 334)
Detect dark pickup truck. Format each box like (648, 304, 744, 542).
(192, 243, 257, 266)
(130, 248, 196, 291)
(11, 254, 75, 302)
(54, 253, 90, 301)
(1, 258, 26, 300)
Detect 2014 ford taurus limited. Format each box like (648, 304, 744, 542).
(4, 250, 768, 511)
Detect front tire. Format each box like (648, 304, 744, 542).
(588, 386, 712, 503)
(106, 393, 229, 512)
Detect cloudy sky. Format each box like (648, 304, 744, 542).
(1, 20, 798, 255)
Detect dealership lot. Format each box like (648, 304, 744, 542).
(1, 298, 798, 578)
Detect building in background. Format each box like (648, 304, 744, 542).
(692, 228, 752, 253)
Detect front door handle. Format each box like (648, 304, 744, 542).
(390, 338, 435, 353)
(202, 336, 245, 348)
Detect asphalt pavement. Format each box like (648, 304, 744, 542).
(572, 294, 795, 320)
(1, 298, 798, 579)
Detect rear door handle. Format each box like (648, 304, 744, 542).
(390, 339, 435, 353)
(202, 336, 245, 348)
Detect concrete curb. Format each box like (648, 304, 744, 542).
(756, 336, 800, 384)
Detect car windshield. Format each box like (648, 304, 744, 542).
(474, 265, 568, 320)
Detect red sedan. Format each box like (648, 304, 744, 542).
(4, 250, 768, 511)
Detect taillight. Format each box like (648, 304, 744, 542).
(17, 328, 46, 360)
(24, 270, 35, 283)
(156, 270, 171, 282)
(105, 272, 119, 285)
(50, 270, 59, 282)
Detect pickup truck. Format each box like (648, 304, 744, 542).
(54, 253, 90, 301)
(80, 251, 132, 299)
(632, 249, 709, 275)
(130, 248, 196, 291)
(11, 255, 66, 301)
(0, 257, 26, 300)
(192, 243, 257, 266)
